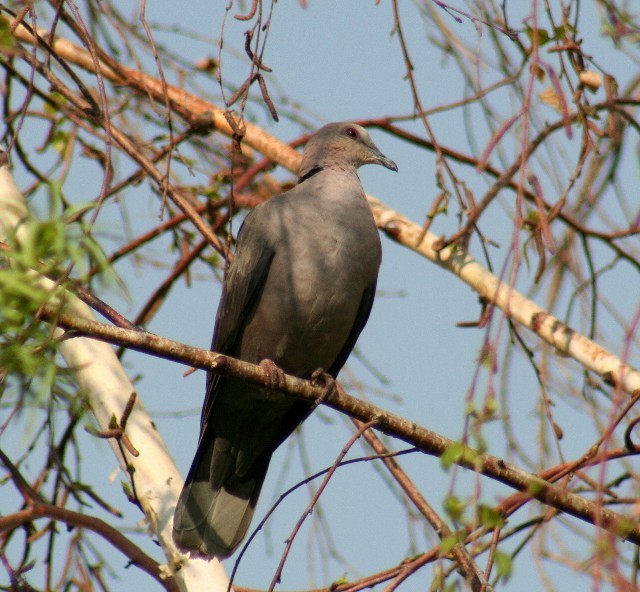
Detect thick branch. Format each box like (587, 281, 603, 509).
(0, 155, 230, 592)
(50, 308, 640, 547)
(368, 196, 640, 396)
(7, 14, 638, 397)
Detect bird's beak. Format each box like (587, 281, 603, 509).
(371, 148, 398, 172)
(378, 154, 398, 172)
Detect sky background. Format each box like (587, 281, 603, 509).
(3, 1, 640, 591)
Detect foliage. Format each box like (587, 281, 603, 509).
(0, 1, 639, 591)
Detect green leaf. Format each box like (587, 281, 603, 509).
(440, 441, 480, 470)
(443, 495, 466, 522)
(439, 533, 460, 555)
(43, 93, 67, 115)
(524, 26, 551, 46)
(495, 551, 513, 579)
(464, 400, 477, 416)
(331, 573, 349, 586)
(553, 24, 576, 41)
(51, 130, 70, 155)
(528, 479, 545, 496)
(440, 442, 465, 469)
(484, 395, 498, 416)
(430, 565, 444, 592)
(477, 504, 505, 528)
(0, 17, 15, 51)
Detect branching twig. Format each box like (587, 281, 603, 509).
(43, 305, 640, 547)
(268, 420, 379, 592)
(84, 391, 140, 457)
(0, 505, 178, 591)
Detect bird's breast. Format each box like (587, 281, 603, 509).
(237, 209, 381, 376)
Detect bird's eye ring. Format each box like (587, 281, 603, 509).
(346, 127, 358, 139)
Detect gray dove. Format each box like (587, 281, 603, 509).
(173, 122, 397, 558)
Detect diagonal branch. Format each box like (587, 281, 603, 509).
(43, 304, 640, 548)
(356, 424, 492, 592)
(6, 13, 638, 398)
(367, 196, 640, 397)
(0, 153, 230, 592)
(0, 504, 177, 592)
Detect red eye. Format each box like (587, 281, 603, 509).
(346, 127, 358, 139)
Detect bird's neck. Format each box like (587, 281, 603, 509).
(297, 166, 323, 184)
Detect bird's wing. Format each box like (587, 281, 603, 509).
(200, 210, 275, 432)
(267, 278, 378, 449)
(327, 279, 378, 378)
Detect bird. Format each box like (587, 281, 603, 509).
(173, 122, 397, 559)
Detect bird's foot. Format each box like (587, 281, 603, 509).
(259, 359, 287, 390)
(310, 369, 337, 408)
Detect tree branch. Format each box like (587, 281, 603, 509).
(0, 505, 177, 591)
(0, 153, 230, 592)
(6, 13, 638, 398)
(45, 304, 640, 548)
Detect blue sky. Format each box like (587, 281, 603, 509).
(4, 1, 640, 590)
(145, 2, 638, 589)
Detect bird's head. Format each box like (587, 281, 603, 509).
(299, 122, 397, 179)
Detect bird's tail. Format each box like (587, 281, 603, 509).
(173, 434, 270, 559)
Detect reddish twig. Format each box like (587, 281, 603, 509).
(0, 505, 177, 591)
(268, 420, 379, 592)
(358, 424, 490, 592)
(84, 391, 139, 457)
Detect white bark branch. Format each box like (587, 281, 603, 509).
(0, 154, 230, 592)
(7, 14, 636, 396)
(367, 197, 640, 396)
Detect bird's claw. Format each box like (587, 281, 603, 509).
(310, 368, 337, 408)
(259, 359, 287, 390)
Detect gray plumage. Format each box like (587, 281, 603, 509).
(173, 122, 397, 558)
